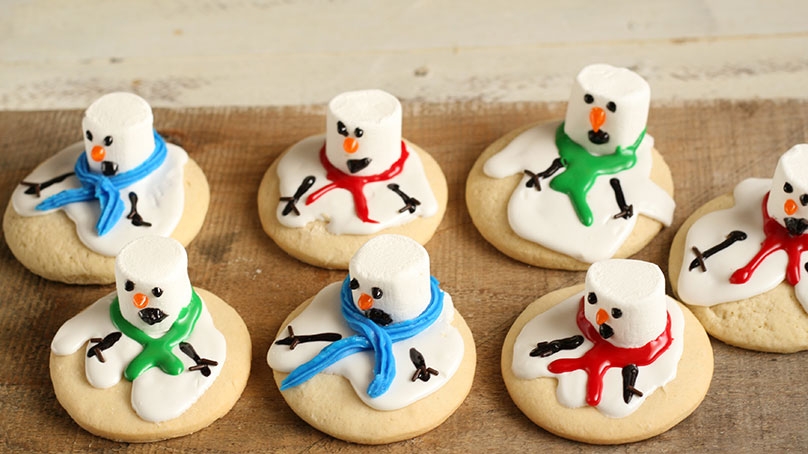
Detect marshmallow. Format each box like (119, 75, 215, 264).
(325, 89, 403, 176)
(583, 259, 667, 348)
(82, 92, 156, 174)
(348, 234, 431, 322)
(766, 144, 808, 229)
(114, 236, 192, 337)
(564, 64, 650, 156)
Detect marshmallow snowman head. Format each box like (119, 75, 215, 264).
(82, 92, 155, 176)
(114, 236, 193, 338)
(348, 234, 431, 325)
(583, 259, 667, 349)
(564, 64, 650, 156)
(325, 89, 403, 177)
(766, 144, 808, 236)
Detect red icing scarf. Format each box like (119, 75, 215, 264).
(305, 141, 409, 223)
(730, 192, 808, 286)
(548, 297, 673, 407)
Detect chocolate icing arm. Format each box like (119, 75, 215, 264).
(409, 347, 439, 382)
(530, 334, 584, 358)
(21, 171, 75, 197)
(523, 157, 564, 191)
(280, 176, 316, 216)
(86, 332, 123, 363)
(387, 183, 421, 214)
(179, 341, 219, 377)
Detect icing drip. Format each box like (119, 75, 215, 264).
(35, 130, 168, 236)
(550, 123, 645, 226)
(547, 297, 672, 406)
(280, 276, 443, 398)
(305, 141, 409, 223)
(730, 192, 808, 286)
(109, 289, 202, 381)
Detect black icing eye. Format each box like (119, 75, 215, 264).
(611, 308, 623, 318)
(350, 278, 359, 290)
(103, 136, 113, 146)
(152, 287, 163, 298)
(371, 287, 383, 299)
(584, 94, 594, 104)
(354, 127, 364, 138)
(337, 121, 349, 137)
(800, 194, 808, 206)
(784, 182, 793, 193)
(587, 292, 597, 305)
(606, 101, 617, 113)
(124, 280, 135, 292)
(85, 130, 93, 141)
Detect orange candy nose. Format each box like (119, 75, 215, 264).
(785, 199, 799, 215)
(596, 308, 609, 325)
(357, 293, 373, 310)
(343, 137, 359, 154)
(589, 107, 606, 133)
(133, 293, 149, 309)
(90, 145, 106, 162)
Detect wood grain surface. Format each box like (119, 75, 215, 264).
(1, 100, 807, 452)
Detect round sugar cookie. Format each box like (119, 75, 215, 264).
(502, 284, 712, 444)
(466, 122, 674, 270)
(670, 192, 808, 353)
(50, 288, 250, 443)
(258, 139, 447, 269)
(271, 296, 475, 445)
(4, 158, 209, 284)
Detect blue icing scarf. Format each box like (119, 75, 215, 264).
(36, 130, 168, 236)
(280, 275, 444, 398)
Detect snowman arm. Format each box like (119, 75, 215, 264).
(609, 178, 634, 220)
(409, 347, 439, 382)
(125, 192, 153, 227)
(86, 332, 123, 363)
(688, 230, 749, 272)
(621, 364, 643, 404)
(20, 171, 76, 198)
(387, 183, 421, 214)
(523, 158, 564, 191)
(529, 334, 585, 358)
(274, 324, 343, 350)
(178, 341, 219, 377)
(280, 175, 316, 216)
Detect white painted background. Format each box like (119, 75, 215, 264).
(2, 0, 807, 110)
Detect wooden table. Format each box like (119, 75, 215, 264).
(2, 101, 807, 451)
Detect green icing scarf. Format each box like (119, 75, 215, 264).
(109, 289, 202, 381)
(549, 123, 646, 226)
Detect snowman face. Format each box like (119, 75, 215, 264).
(583, 259, 667, 348)
(348, 234, 431, 324)
(766, 144, 808, 236)
(82, 92, 155, 175)
(114, 236, 192, 337)
(564, 64, 650, 156)
(325, 89, 402, 177)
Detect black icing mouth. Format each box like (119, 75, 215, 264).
(139, 308, 168, 325)
(365, 308, 393, 326)
(588, 129, 610, 145)
(101, 161, 119, 176)
(599, 323, 614, 340)
(346, 158, 371, 174)
(785, 217, 808, 236)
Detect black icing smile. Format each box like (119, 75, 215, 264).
(599, 323, 614, 340)
(365, 308, 392, 326)
(139, 308, 168, 325)
(784, 217, 808, 236)
(101, 161, 119, 176)
(347, 158, 371, 174)
(588, 129, 610, 145)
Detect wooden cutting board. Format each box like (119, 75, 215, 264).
(2, 100, 807, 451)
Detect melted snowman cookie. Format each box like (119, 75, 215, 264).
(671, 144, 808, 352)
(267, 235, 475, 444)
(258, 89, 447, 269)
(4, 92, 209, 284)
(503, 259, 712, 444)
(50, 236, 250, 442)
(467, 64, 674, 270)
